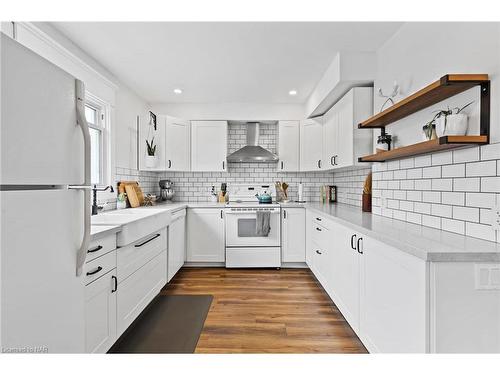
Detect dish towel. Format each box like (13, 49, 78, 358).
(255, 210, 271, 236)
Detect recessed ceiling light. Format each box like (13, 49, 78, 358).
(173, 88, 183, 94)
(289, 90, 297, 96)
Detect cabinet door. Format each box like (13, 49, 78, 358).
(322, 106, 339, 170)
(168, 213, 186, 282)
(139, 114, 166, 171)
(85, 270, 117, 353)
(329, 222, 360, 334)
(165, 116, 190, 171)
(335, 91, 354, 168)
(359, 236, 427, 353)
(191, 120, 228, 171)
(278, 121, 300, 172)
(300, 118, 323, 171)
(117, 251, 167, 337)
(186, 208, 225, 262)
(281, 208, 306, 262)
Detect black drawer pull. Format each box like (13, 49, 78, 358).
(357, 237, 364, 254)
(134, 233, 161, 247)
(350, 234, 357, 250)
(111, 275, 117, 293)
(316, 217, 322, 221)
(316, 250, 322, 255)
(86, 266, 102, 276)
(87, 245, 103, 253)
(316, 227, 322, 231)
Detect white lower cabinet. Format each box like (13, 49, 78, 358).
(85, 270, 117, 353)
(117, 251, 167, 337)
(186, 208, 225, 262)
(359, 235, 427, 353)
(281, 208, 306, 263)
(168, 209, 186, 281)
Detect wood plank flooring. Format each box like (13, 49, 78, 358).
(161, 268, 367, 353)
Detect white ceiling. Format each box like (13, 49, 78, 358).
(51, 22, 402, 104)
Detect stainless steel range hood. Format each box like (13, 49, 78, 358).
(226, 122, 279, 163)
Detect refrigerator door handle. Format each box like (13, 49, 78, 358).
(74, 79, 92, 276)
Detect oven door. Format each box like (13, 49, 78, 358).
(225, 208, 281, 247)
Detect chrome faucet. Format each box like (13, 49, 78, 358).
(92, 184, 114, 215)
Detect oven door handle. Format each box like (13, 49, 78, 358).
(224, 210, 281, 215)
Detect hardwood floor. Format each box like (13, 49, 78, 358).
(161, 267, 367, 353)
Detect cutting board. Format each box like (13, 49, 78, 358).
(118, 181, 145, 207)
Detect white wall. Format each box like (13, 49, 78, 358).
(149, 102, 305, 121)
(375, 22, 500, 146)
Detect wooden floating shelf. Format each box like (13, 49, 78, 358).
(358, 74, 490, 129)
(358, 136, 489, 163)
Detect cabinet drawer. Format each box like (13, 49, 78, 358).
(84, 250, 117, 286)
(311, 220, 330, 250)
(87, 234, 117, 263)
(117, 251, 167, 337)
(117, 228, 167, 282)
(312, 214, 334, 231)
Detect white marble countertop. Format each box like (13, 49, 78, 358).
(305, 203, 500, 262)
(90, 224, 121, 241)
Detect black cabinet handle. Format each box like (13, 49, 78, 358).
(87, 245, 103, 253)
(220, 210, 223, 219)
(283, 210, 287, 219)
(134, 233, 161, 247)
(111, 275, 117, 293)
(316, 227, 322, 231)
(316, 250, 322, 255)
(168, 159, 172, 168)
(281, 161, 284, 170)
(350, 234, 357, 250)
(316, 217, 322, 221)
(335, 155, 338, 165)
(330, 156, 335, 166)
(357, 237, 363, 254)
(86, 266, 102, 276)
(222, 161, 225, 170)
(317, 159, 322, 169)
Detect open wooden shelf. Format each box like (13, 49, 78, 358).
(358, 74, 490, 129)
(358, 136, 489, 163)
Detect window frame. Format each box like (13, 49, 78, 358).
(85, 92, 111, 186)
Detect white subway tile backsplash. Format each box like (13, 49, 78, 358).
(431, 178, 452, 191)
(431, 203, 453, 218)
(441, 218, 465, 235)
(414, 155, 432, 167)
(454, 178, 480, 192)
(442, 191, 465, 206)
(453, 147, 480, 163)
(466, 192, 496, 208)
(372, 144, 500, 243)
(480, 143, 500, 161)
(442, 164, 465, 178)
(387, 160, 400, 171)
(466, 222, 496, 242)
(423, 166, 441, 178)
(453, 206, 479, 222)
(466, 160, 497, 177)
(481, 177, 500, 193)
(422, 191, 441, 203)
(432, 151, 453, 166)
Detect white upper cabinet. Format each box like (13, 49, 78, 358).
(278, 120, 300, 172)
(300, 117, 324, 171)
(139, 114, 166, 171)
(165, 116, 190, 171)
(321, 87, 373, 170)
(191, 120, 228, 172)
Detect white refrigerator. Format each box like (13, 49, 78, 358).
(0, 33, 91, 352)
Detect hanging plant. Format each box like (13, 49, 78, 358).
(146, 137, 156, 156)
(429, 101, 474, 137)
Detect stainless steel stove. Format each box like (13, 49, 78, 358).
(224, 184, 281, 268)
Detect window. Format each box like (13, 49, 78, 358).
(85, 99, 107, 184)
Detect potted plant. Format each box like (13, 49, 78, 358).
(145, 137, 157, 168)
(433, 101, 474, 137)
